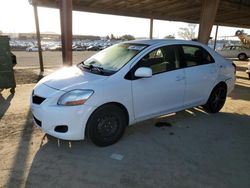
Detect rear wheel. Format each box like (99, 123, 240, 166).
(203, 85, 227, 113)
(87, 104, 127, 147)
(238, 53, 248, 61)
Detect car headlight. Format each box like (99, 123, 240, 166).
(58, 90, 94, 106)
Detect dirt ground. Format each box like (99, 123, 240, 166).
(0, 52, 250, 188)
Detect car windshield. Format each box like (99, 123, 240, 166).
(82, 43, 148, 73)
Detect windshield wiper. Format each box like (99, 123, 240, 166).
(80, 62, 104, 74)
(89, 64, 104, 74)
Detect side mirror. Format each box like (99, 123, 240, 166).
(134, 67, 152, 78)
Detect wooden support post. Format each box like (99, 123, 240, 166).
(214, 25, 219, 50)
(198, 0, 220, 44)
(33, 4, 44, 72)
(149, 18, 153, 39)
(59, 0, 72, 66)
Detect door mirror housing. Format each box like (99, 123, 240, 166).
(134, 67, 152, 78)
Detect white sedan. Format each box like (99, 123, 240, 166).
(31, 40, 235, 146)
(217, 45, 250, 60)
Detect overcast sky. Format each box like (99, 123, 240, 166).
(1, 0, 250, 39)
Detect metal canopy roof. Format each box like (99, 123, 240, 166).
(31, 0, 250, 28)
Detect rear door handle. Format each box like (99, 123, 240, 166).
(176, 76, 185, 81)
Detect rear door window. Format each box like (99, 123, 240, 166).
(182, 45, 214, 67)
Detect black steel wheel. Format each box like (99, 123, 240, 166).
(203, 85, 227, 113)
(87, 104, 127, 147)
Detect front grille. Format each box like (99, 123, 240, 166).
(33, 115, 42, 127)
(33, 95, 46, 105)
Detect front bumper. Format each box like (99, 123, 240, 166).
(30, 84, 96, 140)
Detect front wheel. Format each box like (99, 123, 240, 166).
(203, 85, 227, 113)
(87, 104, 127, 147)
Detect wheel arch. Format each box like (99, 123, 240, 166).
(86, 102, 129, 129)
(211, 81, 228, 95)
(206, 81, 228, 103)
(214, 81, 227, 90)
(84, 102, 130, 138)
(203, 81, 228, 113)
(105, 102, 130, 125)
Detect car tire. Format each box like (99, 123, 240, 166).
(10, 88, 15, 94)
(87, 104, 127, 147)
(238, 53, 248, 61)
(203, 84, 227, 113)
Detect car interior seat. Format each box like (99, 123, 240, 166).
(194, 49, 204, 64)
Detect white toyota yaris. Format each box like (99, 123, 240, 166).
(31, 40, 235, 146)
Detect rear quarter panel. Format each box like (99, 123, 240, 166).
(212, 51, 236, 94)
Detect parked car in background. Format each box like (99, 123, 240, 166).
(31, 39, 236, 147)
(48, 45, 62, 51)
(26, 46, 45, 52)
(217, 45, 250, 60)
(72, 46, 86, 51)
(86, 46, 100, 51)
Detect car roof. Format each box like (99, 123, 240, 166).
(124, 39, 203, 46)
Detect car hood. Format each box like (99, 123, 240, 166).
(36, 66, 107, 91)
